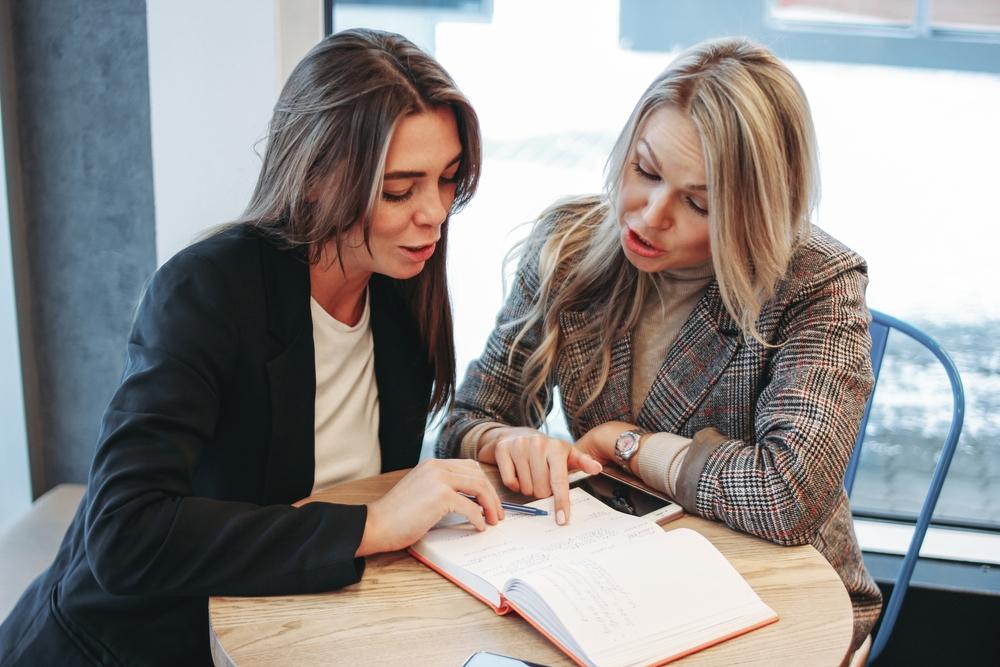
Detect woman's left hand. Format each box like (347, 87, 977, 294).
(575, 421, 643, 472)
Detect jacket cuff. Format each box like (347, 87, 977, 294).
(635, 432, 691, 496)
(458, 421, 507, 460)
(675, 427, 729, 513)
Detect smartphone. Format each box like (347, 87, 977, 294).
(461, 651, 548, 667)
(568, 470, 683, 523)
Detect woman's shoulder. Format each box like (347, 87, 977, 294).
(782, 224, 868, 291)
(145, 224, 306, 311)
(532, 194, 609, 239)
(159, 224, 299, 279)
(521, 194, 609, 263)
(169, 223, 268, 265)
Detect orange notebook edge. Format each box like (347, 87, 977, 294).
(504, 596, 779, 667)
(407, 547, 512, 615)
(645, 612, 781, 667)
(503, 598, 591, 667)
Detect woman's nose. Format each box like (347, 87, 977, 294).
(415, 189, 450, 227)
(641, 187, 673, 229)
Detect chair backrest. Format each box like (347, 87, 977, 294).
(844, 309, 965, 662)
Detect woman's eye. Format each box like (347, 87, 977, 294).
(685, 196, 709, 216)
(382, 190, 413, 203)
(631, 161, 659, 181)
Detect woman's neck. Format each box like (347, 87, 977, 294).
(309, 249, 371, 327)
(660, 259, 715, 281)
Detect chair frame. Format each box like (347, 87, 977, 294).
(844, 309, 965, 662)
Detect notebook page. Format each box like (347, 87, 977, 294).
(505, 528, 776, 667)
(413, 488, 664, 594)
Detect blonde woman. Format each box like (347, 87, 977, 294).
(439, 37, 881, 649)
(1, 29, 503, 666)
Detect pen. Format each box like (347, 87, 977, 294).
(459, 492, 549, 516)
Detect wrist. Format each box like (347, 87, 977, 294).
(628, 433, 651, 477)
(355, 502, 384, 557)
(460, 421, 505, 461)
(475, 427, 506, 464)
(612, 426, 647, 472)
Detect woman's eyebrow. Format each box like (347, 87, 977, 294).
(384, 153, 462, 181)
(637, 139, 662, 171)
(638, 139, 707, 191)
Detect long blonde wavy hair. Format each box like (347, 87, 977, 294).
(510, 37, 819, 428)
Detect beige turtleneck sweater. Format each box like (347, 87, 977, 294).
(459, 262, 715, 499)
(631, 262, 714, 497)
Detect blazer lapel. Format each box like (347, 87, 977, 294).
(557, 308, 633, 434)
(636, 282, 740, 434)
(260, 240, 316, 504)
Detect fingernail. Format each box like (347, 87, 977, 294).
(556, 509, 566, 525)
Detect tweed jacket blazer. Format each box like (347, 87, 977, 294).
(441, 205, 882, 648)
(0, 226, 431, 666)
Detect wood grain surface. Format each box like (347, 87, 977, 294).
(210, 468, 853, 666)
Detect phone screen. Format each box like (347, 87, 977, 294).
(462, 651, 548, 667)
(569, 474, 671, 517)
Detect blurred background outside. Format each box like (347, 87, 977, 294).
(332, 0, 1000, 534)
(0, 1, 996, 549)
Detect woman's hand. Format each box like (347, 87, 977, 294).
(476, 426, 603, 525)
(574, 421, 644, 475)
(355, 459, 503, 556)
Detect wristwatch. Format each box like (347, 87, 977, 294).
(613, 429, 646, 470)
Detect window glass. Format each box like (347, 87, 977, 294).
(851, 328, 997, 530)
(333, 0, 1000, 531)
(932, 1, 1000, 31)
(0, 84, 31, 533)
(771, 0, 915, 26)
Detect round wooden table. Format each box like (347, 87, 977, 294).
(209, 468, 853, 666)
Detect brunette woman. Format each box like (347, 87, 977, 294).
(1, 28, 501, 666)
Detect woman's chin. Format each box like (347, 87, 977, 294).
(381, 262, 427, 281)
(621, 245, 666, 273)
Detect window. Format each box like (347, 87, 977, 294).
(620, 0, 1000, 73)
(330, 0, 1000, 554)
(773, 0, 1000, 33)
(0, 70, 32, 532)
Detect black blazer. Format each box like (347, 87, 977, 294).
(0, 227, 432, 666)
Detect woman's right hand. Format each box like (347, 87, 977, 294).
(355, 459, 503, 556)
(476, 427, 603, 525)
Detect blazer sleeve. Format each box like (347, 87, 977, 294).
(679, 262, 874, 546)
(83, 247, 367, 597)
(438, 231, 553, 458)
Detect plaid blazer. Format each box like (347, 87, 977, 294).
(440, 209, 882, 649)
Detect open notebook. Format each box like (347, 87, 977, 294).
(410, 487, 777, 667)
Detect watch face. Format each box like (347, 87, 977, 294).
(615, 431, 641, 461)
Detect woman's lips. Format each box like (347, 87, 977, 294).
(623, 228, 665, 258)
(400, 242, 436, 262)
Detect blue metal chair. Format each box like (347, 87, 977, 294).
(844, 309, 965, 663)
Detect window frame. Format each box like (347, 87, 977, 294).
(619, 0, 1000, 73)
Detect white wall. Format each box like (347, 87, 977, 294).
(147, 0, 321, 266)
(0, 94, 31, 533)
(0, 1, 323, 529)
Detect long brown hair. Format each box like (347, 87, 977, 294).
(239, 28, 482, 414)
(510, 37, 818, 428)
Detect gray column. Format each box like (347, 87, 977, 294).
(2, 0, 156, 496)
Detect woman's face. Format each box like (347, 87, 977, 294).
(341, 106, 462, 280)
(617, 105, 712, 273)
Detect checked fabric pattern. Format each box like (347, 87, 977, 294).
(440, 198, 882, 649)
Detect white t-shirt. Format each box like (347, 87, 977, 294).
(310, 293, 381, 493)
